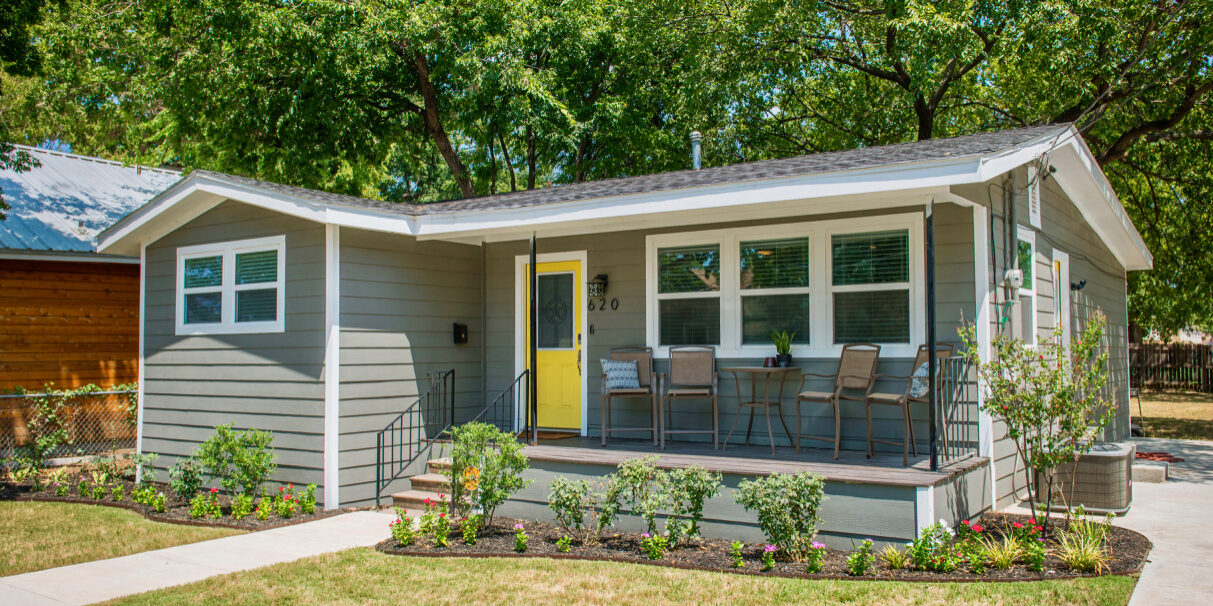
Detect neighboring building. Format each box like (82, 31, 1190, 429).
(96, 125, 1150, 545)
(0, 146, 180, 391)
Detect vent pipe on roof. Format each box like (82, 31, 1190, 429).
(690, 131, 702, 170)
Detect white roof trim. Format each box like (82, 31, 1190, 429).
(96, 126, 1151, 271)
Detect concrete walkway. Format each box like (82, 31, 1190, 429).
(1121, 438, 1213, 606)
(0, 510, 395, 605)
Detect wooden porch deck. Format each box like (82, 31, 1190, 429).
(525, 436, 987, 488)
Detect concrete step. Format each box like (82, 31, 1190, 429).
(427, 458, 451, 473)
(409, 472, 451, 492)
(1133, 461, 1168, 483)
(390, 489, 450, 511)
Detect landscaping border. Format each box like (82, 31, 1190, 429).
(374, 539, 1149, 584)
(6, 490, 360, 531)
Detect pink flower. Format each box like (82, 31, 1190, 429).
(972, 524, 984, 533)
(811, 542, 826, 550)
(641, 532, 650, 538)
(423, 497, 431, 506)
(438, 513, 445, 518)
(438, 493, 445, 499)
(1028, 518, 1036, 525)
(1034, 525, 1043, 532)
(513, 524, 524, 531)
(1013, 522, 1024, 529)
(960, 519, 970, 526)
(763, 544, 778, 553)
(210, 487, 218, 493)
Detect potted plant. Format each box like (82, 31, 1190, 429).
(771, 330, 796, 367)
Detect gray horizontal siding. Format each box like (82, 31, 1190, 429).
(142, 200, 325, 497)
(337, 228, 484, 506)
(484, 206, 976, 455)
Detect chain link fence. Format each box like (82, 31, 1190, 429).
(1, 389, 138, 461)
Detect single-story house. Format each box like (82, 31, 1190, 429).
(96, 124, 1150, 545)
(1, 145, 179, 452)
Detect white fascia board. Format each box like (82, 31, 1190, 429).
(414, 158, 986, 239)
(97, 173, 420, 256)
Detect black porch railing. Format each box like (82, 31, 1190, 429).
(373, 369, 455, 507)
(471, 370, 527, 435)
(934, 355, 979, 467)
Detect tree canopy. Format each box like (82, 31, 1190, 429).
(6, 0, 1213, 336)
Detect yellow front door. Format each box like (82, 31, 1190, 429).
(524, 260, 582, 430)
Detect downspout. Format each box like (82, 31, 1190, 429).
(481, 242, 487, 417)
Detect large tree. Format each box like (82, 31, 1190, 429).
(0, 0, 45, 217)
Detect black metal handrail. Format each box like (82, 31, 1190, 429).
(374, 369, 455, 507)
(470, 370, 527, 434)
(935, 355, 978, 466)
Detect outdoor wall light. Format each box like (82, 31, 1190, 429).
(1071, 279, 1087, 291)
(588, 274, 609, 298)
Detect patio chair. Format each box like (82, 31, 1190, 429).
(659, 346, 718, 450)
(794, 343, 881, 459)
(864, 344, 955, 465)
(600, 346, 659, 447)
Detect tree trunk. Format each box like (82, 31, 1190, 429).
(414, 55, 475, 197)
(498, 132, 517, 192)
(914, 94, 934, 141)
(526, 125, 537, 190)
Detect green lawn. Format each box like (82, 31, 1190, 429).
(1139, 390, 1213, 440)
(105, 547, 1137, 606)
(0, 501, 243, 576)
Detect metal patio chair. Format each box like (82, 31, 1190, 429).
(600, 346, 659, 447)
(794, 343, 881, 459)
(659, 346, 718, 450)
(864, 343, 955, 465)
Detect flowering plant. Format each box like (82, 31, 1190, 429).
(514, 523, 528, 552)
(639, 532, 668, 560)
(845, 539, 875, 576)
(390, 508, 417, 546)
(556, 535, 572, 553)
(461, 513, 482, 545)
(761, 544, 778, 571)
(805, 541, 827, 574)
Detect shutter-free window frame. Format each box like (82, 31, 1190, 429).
(1016, 227, 1038, 346)
(828, 230, 912, 344)
(176, 235, 286, 335)
(645, 213, 924, 358)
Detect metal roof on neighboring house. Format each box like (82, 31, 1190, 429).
(0, 145, 181, 255)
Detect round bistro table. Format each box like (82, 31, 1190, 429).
(719, 366, 799, 454)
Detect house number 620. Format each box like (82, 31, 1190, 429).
(588, 298, 619, 311)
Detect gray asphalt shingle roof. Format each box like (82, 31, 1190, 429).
(0, 146, 181, 253)
(196, 124, 1069, 217)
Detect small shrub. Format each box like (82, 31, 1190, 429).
(805, 541, 827, 573)
(152, 492, 167, 513)
(907, 521, 964, 572)
(421, 497, 449, 547)
(275, 497, 297, 519)
(255, 496, 272, 521)
(91, 482, 108, 500)
(548, 477, 617, 545)
(447, 422, 531, 526)
(846, 539, 876, 576)
(77, 477, 88, 497)
(640, 532, 668, 560)
(55, 482, 69, 498)
(231, 494, 254, 520)
(169, 457, 204, 502)
(462, 514, 482, 545)
(110, 484, 125, 501)
(390, 508, 417, 546)
(130, 452, 159, 489)
(880, 544, 908, 570)
(734, 471, 826, 561)
(196, 424, 278, 498)
(189, 490, 221, 519)
(728, 540, 745, 568)
(556, 535, 572, 553)
(299, 483, 317, 515)
(760, 544, 777, 571)
(513, 523, 528, 552)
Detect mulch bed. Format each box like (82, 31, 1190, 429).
(1, 479, 354, 531)
(1136, 451, 1184, 463)
(376, 512, 1150, 582)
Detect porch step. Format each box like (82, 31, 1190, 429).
(409, 472, 452, 492)
(427, 458, 452, 473)
(390, 489, 451, 511)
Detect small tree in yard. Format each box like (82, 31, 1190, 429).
(959, 313, 1113, 532)
(446, 422, 531, 527)
(195, 424, 278, 498)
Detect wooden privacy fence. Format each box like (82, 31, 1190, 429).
(1130, 343, 1213, 392)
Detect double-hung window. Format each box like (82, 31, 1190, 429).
(830, 230, 911, 344)
(1015, 227, 1037, 346)
(646, 214, 922, 356)
(739, 237, 811, 345)
(655, 244, 721, 346)
(176, 235, 286, 335)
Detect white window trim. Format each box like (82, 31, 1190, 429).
(175, 235, 286, 335)
(646, 213, 925, 358)
(1053, 248, 1071, 355)
(1017, 227, 1038, 346)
